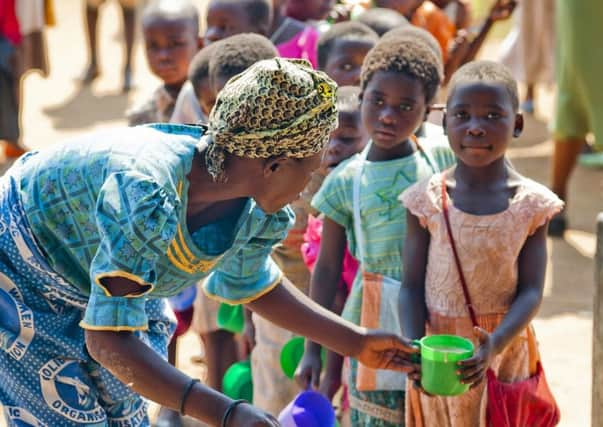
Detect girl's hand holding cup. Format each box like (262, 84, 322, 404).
(457, 327, 495, 389)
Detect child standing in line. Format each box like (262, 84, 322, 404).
(126, 0, 201, 126)
(297, 29, 455, 426)
(299, 86, 367, 426)
(169, 43, 218, 125)
(271, 0, 321, 67)
(170, 0, 272, 126)
(399, 61, 562, 426)
(316, 21, 378, 86)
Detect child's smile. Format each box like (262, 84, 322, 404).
(445, 82, 522, 167)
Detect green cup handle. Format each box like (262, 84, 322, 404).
(411, 339, 421, 364)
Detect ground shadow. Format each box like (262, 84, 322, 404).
(42, 85, 130, 130)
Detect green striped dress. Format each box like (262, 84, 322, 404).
(312, 134, 455, 426)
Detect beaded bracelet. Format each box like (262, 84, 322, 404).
(221, 399, 246, 427)
(179, 378, 200, 415)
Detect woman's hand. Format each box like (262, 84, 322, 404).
(354, 330, 419, 373)
(295, 346, 323, 390)
(457, 327, 495, 388)
(225, 402, 280, 426)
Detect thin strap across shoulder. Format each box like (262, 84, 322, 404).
(441, 172, 539, 369)
(353, 136, 440, 266)
(440, 172, 479, 328)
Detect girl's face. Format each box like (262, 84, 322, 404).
(361, 70, 427, 151)
(143, 19, 201, 85)
(204, 1, 261, 45)
(253, 151, 324, 213)
(322, 110, 368, 172)
(323, 39, 375, 87)
(445, 82, 522, 168)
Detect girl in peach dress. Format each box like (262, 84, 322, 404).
(399, 60, 563, 427)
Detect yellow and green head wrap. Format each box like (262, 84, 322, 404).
(205, 58, 338, 182)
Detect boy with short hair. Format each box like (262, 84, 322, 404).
(127, 0, 201, 126)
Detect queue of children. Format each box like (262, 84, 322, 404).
(0, 0, 570, 426)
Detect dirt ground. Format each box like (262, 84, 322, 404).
(1, 1, 601, 426)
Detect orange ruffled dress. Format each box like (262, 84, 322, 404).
(399, 173, 563, 427)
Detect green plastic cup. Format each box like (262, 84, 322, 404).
(222, 360, 253, 402)
(416, 334, 474, 396)
(280, 336, 326, 379)
(217, 303, 244, 334)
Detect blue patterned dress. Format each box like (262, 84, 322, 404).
(0, 123, 293, 426)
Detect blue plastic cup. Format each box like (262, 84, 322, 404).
(278, 390, 335, 427)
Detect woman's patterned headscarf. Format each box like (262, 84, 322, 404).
(204, 58, 338, 182)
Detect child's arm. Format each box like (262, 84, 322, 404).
(458, 223, 548, 387)
(295, 217, 347, 389)
(399, 212, 431, 341)
(444, 0, 516, 81)
(319, 284, 348, 400)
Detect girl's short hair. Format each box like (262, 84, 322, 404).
(360, 28, 444, 104)
(448, 60, 519, 111)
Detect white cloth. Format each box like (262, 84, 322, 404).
(170, 81, 206, 125)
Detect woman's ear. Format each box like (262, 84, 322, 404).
(513, 113, 524, 138)
(263, 155, 289, 178)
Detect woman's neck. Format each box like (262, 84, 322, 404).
(453, 157, 509, 190)
(366, 138, 416, 162)
(186, 149, 247, 208)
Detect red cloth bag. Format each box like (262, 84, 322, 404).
(440, 174, 560, 427)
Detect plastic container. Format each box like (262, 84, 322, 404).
(222, 360, 253, 402)
(278, 390, 336, 427)
(416, 334, 474, 396)
(280, 336, 326, 379)
(216, 303, 244, 334)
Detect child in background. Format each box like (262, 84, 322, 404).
(356, 7, 409, 36)
(170, 43, 218, 124)
(204, 0, 272, 45)
(375, 0, 515, 81)
(170, 0, 273, 125)
(127, 0, 201, 126)
(399, 60, 562, 426)
(316, 21, 378, 86)
(297, 29, 455, 426)
(271, 0, 321, 67)
(299, 86, 367, 425)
